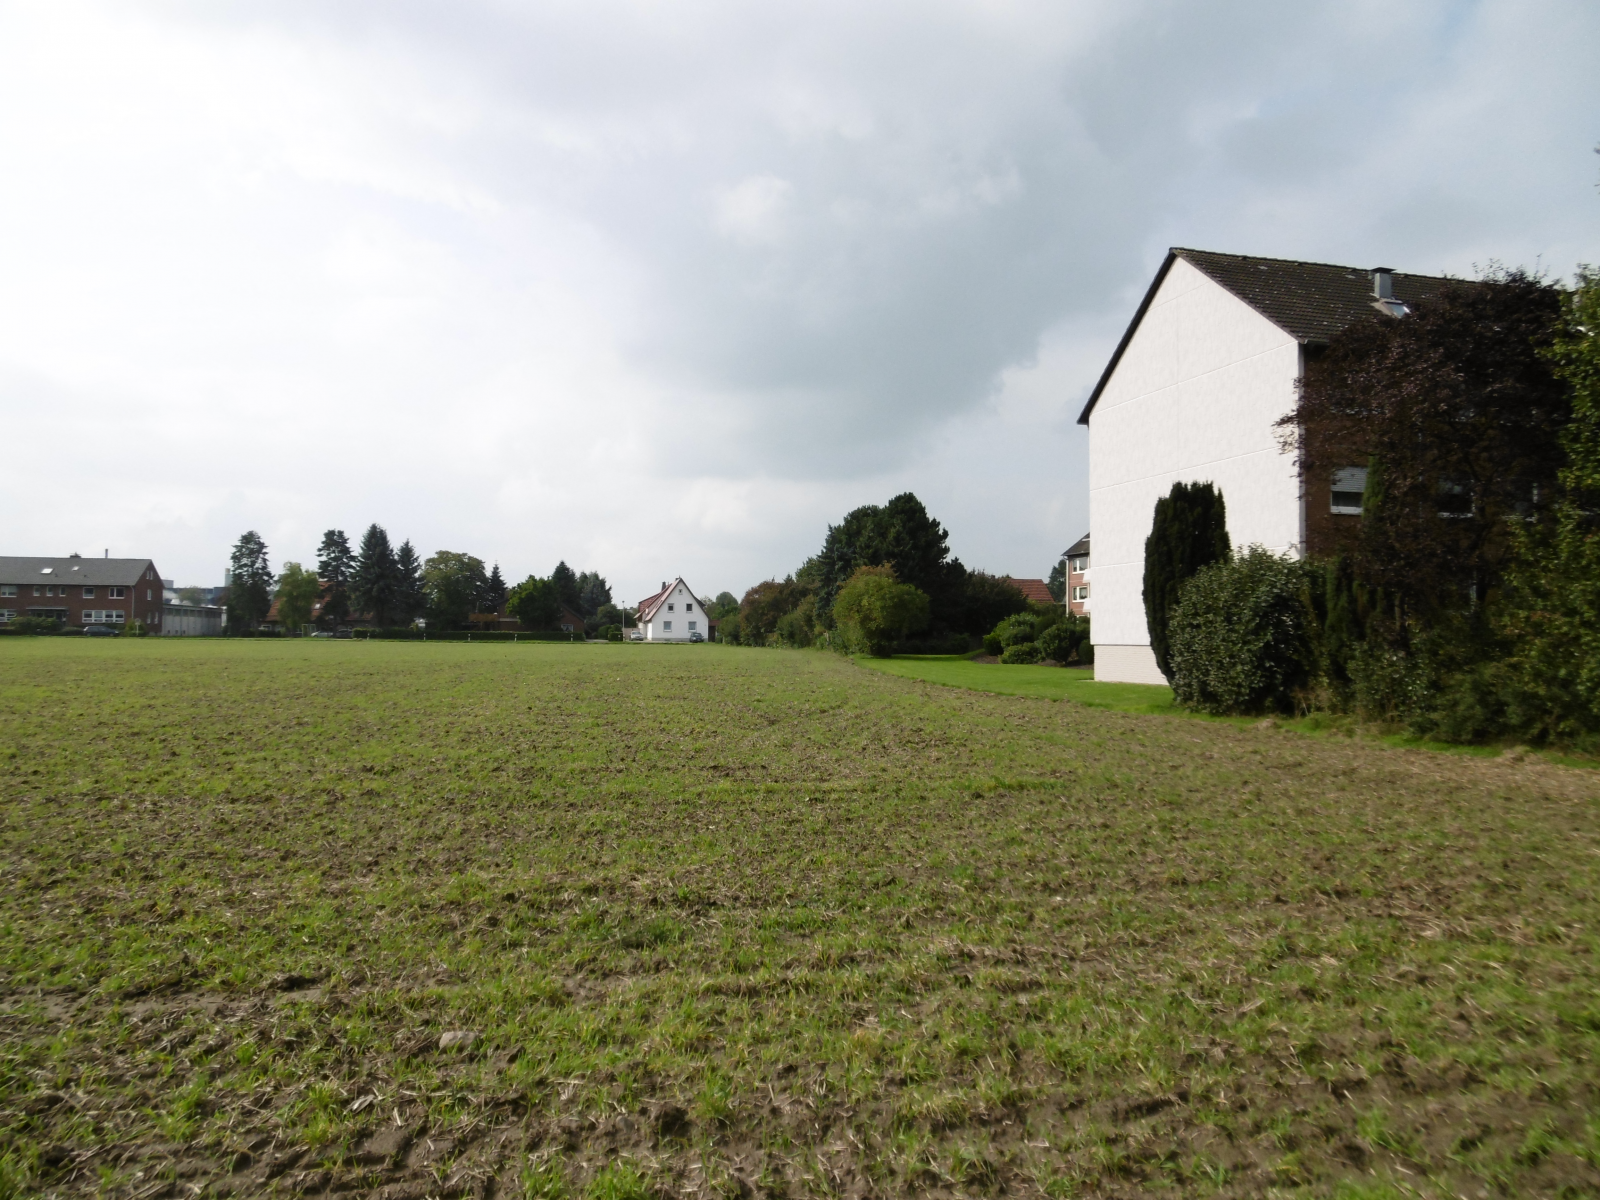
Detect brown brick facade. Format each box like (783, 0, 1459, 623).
(0, 557, 167, 630)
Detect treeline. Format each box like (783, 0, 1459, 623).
(224, 525, 621, 635)
(719, 492, 1049, 652)
(1151, 267, 1600, 749)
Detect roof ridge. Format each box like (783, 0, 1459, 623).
(1174, 246, 1455, 280)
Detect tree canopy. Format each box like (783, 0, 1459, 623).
(423, 551, 488, 630)
(831, 566, 930, 656)
(316, 529, 354, 625)
(1291, 270, 1567, 617)
(352, 524, 401, 626)
(508, 575, 562, 630)
(227, 531, 272, 633)
(274, 562, 320, 631)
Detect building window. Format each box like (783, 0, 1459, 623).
(33, 586, 41, 597)
(83, 587, 95, 598)
(1073, 557, 1089, 573)
(1331, 467, 1367, 515)
(0, 610, 14, 622)
(0, 585, 14, 597)
(109, 587, 125, 599)
(664, 621, 672, 631)
(1439, 480, 1473, 518)
(667, 603, 674, 611)
(688, 621, 697, 630)
(685, 602, 693, 612)
(1073, 585, 1089, 602)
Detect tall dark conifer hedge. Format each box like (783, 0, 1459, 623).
(1143, 481, 1230, 678)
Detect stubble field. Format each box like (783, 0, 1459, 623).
(1, 638, 1598, 1199)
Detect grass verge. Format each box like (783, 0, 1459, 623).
(2, 638, 1598, 1198)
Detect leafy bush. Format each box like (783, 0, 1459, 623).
(993, 614, 1037, 648)
(1037, 621, 1079, 664)
(597, 624, 622, 642)
(832, 566, 930, 657)
(982, 632, 1003, 656)
(999, 642, 1042, 665)
(1168, 547, 1319, 715)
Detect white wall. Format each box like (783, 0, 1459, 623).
(1088, 257, 1303, 683)
(643, 580, 708, 641)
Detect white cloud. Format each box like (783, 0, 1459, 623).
(0, 0, 1595, 599)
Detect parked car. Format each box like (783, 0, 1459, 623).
(83, 625, 118, 638)
(628, 630, 643, 641)
(689, 631, 705, 643)
(310, 630, 334, 638)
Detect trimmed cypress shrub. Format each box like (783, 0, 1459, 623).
(1143, 481, 1230, 679)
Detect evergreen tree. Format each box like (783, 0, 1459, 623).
(351, 524, 400, 626)
(1046, 559, 1066, 603)
(576, 571, 611, 616)
(814, 493, 966, 625)
(395, 540, 425, 624)
(315, 529, 354, 626)
(551, 561, 581, 613)
(226, 531, 273, 633)
(481, 563, 508, 614)
(1143, 481, 1231, 679)
(1500, 267, 1600, 741)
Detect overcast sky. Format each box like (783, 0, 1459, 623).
(2, 1, 1595, 602)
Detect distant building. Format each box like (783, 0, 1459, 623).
(1007, 577, 1056, 606)
(1062, 533, 1090, 616)
(0, 555, 170, 630)
(1078, 249, 1452, 683)
(636, 578, 710, 641)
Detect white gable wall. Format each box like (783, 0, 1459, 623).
(1088, 258, 1304, 684)
(642, 580, 707, 641)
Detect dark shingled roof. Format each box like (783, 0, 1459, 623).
(1077, 249, 1458, 424)
(1062, 533, 1089, 558)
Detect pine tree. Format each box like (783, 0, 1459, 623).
(352, 524, 399, 626)
(551, 561, 580, 613)
(1143, 481, 1231, 679)
(395, 540, 425, 625)
(316, 529, 354, 626)
(482, 563, 508, 614)
(576, 571, 610, 616)
(227, 531, 273, 633)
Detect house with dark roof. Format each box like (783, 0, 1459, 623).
(637, 578, 711, 642)
(0, 555, 170, 631)
(1078, 249, 1451, 684)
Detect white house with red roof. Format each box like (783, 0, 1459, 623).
(636, 578, 711, 641)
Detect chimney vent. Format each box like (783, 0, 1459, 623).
(1370, 268, 1394, 300)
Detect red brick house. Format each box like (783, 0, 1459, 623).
(1062, 534, 1089, 616)
(0, 555, 168, 630)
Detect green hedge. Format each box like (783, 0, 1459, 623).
(354, 628, 584, 642)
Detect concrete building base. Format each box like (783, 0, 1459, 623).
(1093, 644, 1168, 686)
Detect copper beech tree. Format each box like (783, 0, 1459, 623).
(1286, 270, 1569, 626)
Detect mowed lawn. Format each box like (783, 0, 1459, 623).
(2, 641, 1598, 1199)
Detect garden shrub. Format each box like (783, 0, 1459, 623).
(832, 566, 931, 657)
(982, 632, 1002, 656)
(993, 614, 1038, 648)
(1038, 615, 1089, 663)
(1168, 546, 1319, 715)
(1000, 642, 1042, 665)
